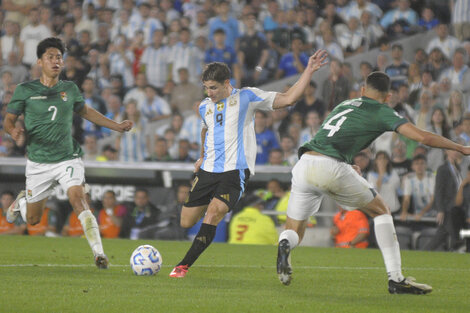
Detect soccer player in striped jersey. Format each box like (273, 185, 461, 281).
(277, 71, 470, 294)
(3, 37, 133, 269)
(169, 49, 328, 278)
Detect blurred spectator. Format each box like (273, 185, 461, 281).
(451, 0, 470, 41)
(367, 151, 401, 214)
(0, 190, 26, 235)
(344, 0, 383, 22)
(280, 135, 298, 166)
(415, 90, 434, 130)
(400, 154, 436, 222)
(82, 134, 100, 161)
(299, 111, 322, 146)
(439, 48, 470, 96)
(20, 7, 52, 66)
(238, 13, 269, 87)
(391, 139, 412, 179)
(427, 107, 454, 171)
(3, 0, 39, 28)
(418, 6, 439, 31)
(336, 17, 366, 57)
(96, 144, 119, 162)
(119, 189, 163, 239)
(275, 37, 309, 79)
(0, 52, 26, 86)
(322, 59, 350, 111)
(380, 0, 418, 30)
(141, 85, 171, 122)
(108, 34, 134, 89)
(374, 52, 388, 72)
(73, 5, 97, 43)
(60, 18, 81, 57)
(414, 48, 428, 72)
(156, 112, 188, 140)
(205, 28, 241, 87)
(0, 20, 23, 66)
(425, 149, 465, 251)
(255, 111, 279, 164)
(455, 165, 470, 236)
(271, 9, 307, 57)
(446, 90, 466, 128)
(129, 2, 164, 46)
(426, 23, 461, 60)
(98, 190, 127, 239)
(170, 68, 203, 114)
(385, 43, 409, 89)
(110, 8, 135, 41)
(331, 207, 370, 248)
(169, 27, 203, 84)
(268, 148, 288, 166)
(146, 137, 172, 162)
(102, 95, 124, 137)
(407, 63, 422, 92)
(292, 81, 325, 118)
(141, 29, 169, 90)
(175, 139, 194, 162)
(60, 53, 88, 89)
(318, 27, 344, 61)
(116, 99, 149, 162)
(208, 0, 239, 49)
(426, 47, 449, 81)
(181, 101, 203, 155)
(353, 151, 373, 178)
(124, 72, 147, 110)
(228, 193, 278, 245)
(460, 115, 470, 146)
(322, 1, 346, 28)
(409, 69, 433, 106)
(359, 10, 384, 50)
(77, 30, 94, 59)
(190, 10, 209, 40)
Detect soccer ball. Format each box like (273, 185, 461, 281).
(130, 245, 162, 276)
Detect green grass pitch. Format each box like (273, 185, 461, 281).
(0, 236, 469, 313)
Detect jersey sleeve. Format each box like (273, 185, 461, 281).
(6, 84, 26, 115)
(244, 87, 276, 111)
(377, 106, 408, 132)
(72, 83, 85, 113)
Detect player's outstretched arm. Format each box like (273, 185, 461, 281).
(3, 113, 23, 143)
(272, 49, 328, 109)
(78, 105, 133, 133)
(397, 122, 470, 155)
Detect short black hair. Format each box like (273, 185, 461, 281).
(1, 190, 15, 198)
(366, 71, 390, 93)
(37, 37, 66, 59)
(202, 62, 231, 83)
(412, 154, 427, 163)
(214, 28, 226, 35)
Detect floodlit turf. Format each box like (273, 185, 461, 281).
(0, 236, 469, 313)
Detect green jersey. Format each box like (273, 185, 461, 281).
(299, 96, 408, 164)
(7, 79, 85, 163)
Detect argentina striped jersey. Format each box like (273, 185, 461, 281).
(199, 87, 276, 175)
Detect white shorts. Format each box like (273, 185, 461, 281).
(25, 158, 85, 203)
(287, 154, 376, 221)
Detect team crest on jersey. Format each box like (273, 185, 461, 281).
(27, 190, 32, 197)
(216, 102, 224, 111)
(60, 92, 67, 101)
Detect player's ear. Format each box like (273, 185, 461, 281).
(384, 92, 392, 104)
(224, 79, 231, 88)
(360, 86, 365, 97)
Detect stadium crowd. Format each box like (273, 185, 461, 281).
(1, 0, 470, 251)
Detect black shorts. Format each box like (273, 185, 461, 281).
(185, 169, 250, 211)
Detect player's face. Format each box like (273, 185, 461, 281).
(1, 194, 14, 211)
(203, 80, 230, 103)
(38, 48, 64, 78)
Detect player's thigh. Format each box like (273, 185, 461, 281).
(213, 169, 250, 211)
(25, 160, 57, 203)
(287, 159, 324, 221)
(56, 158, 85, 192)
(184, 170, 217, 209)
(180, 205, 207, 228)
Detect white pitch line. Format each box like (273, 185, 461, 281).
(0, 264, 469, 272)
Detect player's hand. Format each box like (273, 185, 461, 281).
(307, 49, 328, 73)
(194, 158, 203, 173)
(118, 120, 133, 132)
(461, 146, 470, 156)
(10, 127, 24, 143)
(399, 212, 407, 222)
(351, 164, 362, 176)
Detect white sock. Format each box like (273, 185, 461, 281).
(374, 214, 404, 282)
(279, 229, 300, 249)
(78, 210, 104, 256)
(19, 197, 27, 222)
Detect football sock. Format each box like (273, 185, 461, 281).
(78, 210, 104, 256)
(19, 197, 27, 222)
(279, 229, 299, 249)
(178, 223, 216, 267)
(374, 214, 404, 282)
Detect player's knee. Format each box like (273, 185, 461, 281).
(180, 216, 195, 228)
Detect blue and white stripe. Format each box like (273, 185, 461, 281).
(141, 45, 170, 89)
(199, 87, 276, 175)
